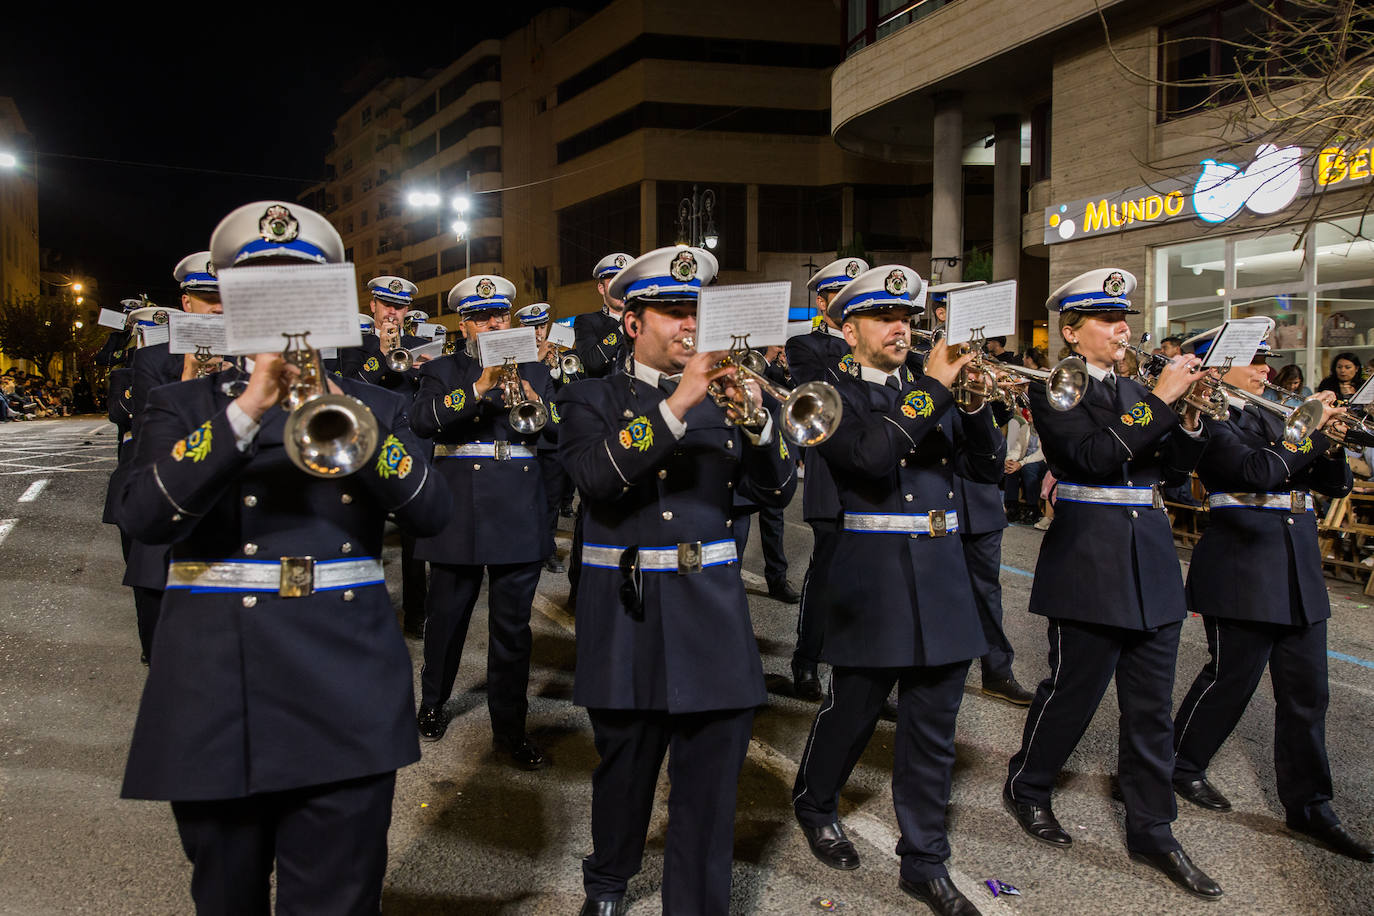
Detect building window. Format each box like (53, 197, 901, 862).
(360, 210, 368, 227)
(1152, 215, 1374, 383)
(558, 184, 641, 284)
(362, 177, 373, 192)
(470, 236, 503, 264)
(557, 103, 829, 164)
(404, 94, 437, 126)
(853, 184, 931, 251)
(758, 185, 843, 253)
(342, 185, 353, 204)
(407, 254, 439, 282)
(342, 156, 353, 173)
(344, 217, 354, 233)
(1158, 1, 1272, 120)
(405, 133, 436, 169)
(1030, 102, 1051, 183)
(361, 105, 372, 125)
(406, 216, 440, 245)
(440, 244, 466, 274)
(345, 246, 354, 262)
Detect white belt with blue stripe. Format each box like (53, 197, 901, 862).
(1206, 491, 1314, 512)
(1056, 483, 1162, 508)
(842, 510, 959, 536)
(434, 442, 534, 460)
(166, 557, 384, 596)
(582, 539, 737, 574)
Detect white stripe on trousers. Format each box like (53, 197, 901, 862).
(1009, 621, 1063, 799)
(1173, 624, 1221, 756)
(792, 670, 839, 809)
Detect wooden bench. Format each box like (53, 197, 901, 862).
(1317, 482, 1374, 595)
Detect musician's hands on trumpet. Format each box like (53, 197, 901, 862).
(663, 339, 735, 424)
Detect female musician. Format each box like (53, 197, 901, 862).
(1171, 334, 1372, 861)
(1002, 268, 1224, 900)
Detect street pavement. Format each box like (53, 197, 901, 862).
(2, 416, 1374, 914)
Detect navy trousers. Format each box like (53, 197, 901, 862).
(1007, 618, 1182, 854)
(960, 529, 1014, 681)
(794, 520, 837, 668)
(793, 662, 971, 883)
(132, 586, 162, 661)
(171, 771, 396, 916)
(420, 561, 541, 739)
(732, 504, 789, 587)
(583, 707, 754, 911)
(1173, 616, 1336, 830)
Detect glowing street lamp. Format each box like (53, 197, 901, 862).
(0, 152, 16, 169)
(72, 282, 83, 293)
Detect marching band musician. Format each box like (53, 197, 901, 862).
(516, 302, 575, 574)
(1171, 329, 1374, 861)
(784, 257, 868, 700)
(343, 275, 427, 387)
(117, 201, 449, 914)
(558, 246, 796, 914)
(573, 252, 634, 379)
(925, 282, 1034, 707)
(1003, 269, 1223, 899)
(101, 297, 147, 554)
(791, 265, 1003, 916)
(410, 275, 556, 771)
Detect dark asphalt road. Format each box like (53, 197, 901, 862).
(2, 417, 1373, 914)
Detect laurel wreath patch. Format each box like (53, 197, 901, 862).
(171, 420, 213, 463)
(618, 415, 654, 451)
(1120, 401, 1153, 427)
(375, 434, 413, 480)
(901, 390, 934, 419)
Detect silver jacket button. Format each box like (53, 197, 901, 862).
(341, 542, 352, 554)
(342, 589, 355, 601)
(662, 511, 673, 520)
(243, 543, 258, 556)
(341, 493, 353, 505)
(658, 469, 667, 479)
(242, 595, 257, 608)
(725, 440, 734, 449)
(243, 495, 258, 507)
(904, 494, 913, 502)
(1286, 517, 1295, 525)
(1130, 510, 1139, 519)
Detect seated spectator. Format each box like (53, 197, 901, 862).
(1264, 364, 1313, 407)
(1003, 409, 1047, 524)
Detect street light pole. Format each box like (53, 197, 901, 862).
(676, 185, 719, 250)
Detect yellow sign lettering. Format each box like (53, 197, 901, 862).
(1084, 199, 1110, 232)
(1351, 150, 1370, 181)
(1164, 191, 1185, 216)
(1318, 148, 1347, 186)
(1145, 195, 1164, 220)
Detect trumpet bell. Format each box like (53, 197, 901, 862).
(782, 381, 844, 446)
(1285, 399, 1325, 444)
(284, 393, 380, 478)
(1046, 357, 1088, 411)
(560, 353, 584, 376)
(510, 401, 548, 435)
(386, 348, 412, 373)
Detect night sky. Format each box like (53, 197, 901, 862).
(2, 7, 575, 308)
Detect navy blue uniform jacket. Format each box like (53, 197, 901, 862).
(1189, 405, 1350, 625)
(1028, 374, 1207, 629)
(103, 367, 136, 525)
(410, 352, 557, 565)
(572, 310, 623, 378)
(558, 367, 797, 712)
(818, 370, 1003, 667)
(120, 343, 185, 588)
(116, 376, 449, 800)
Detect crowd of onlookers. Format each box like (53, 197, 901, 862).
(0, 369, 78, 421)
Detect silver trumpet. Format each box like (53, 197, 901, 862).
(546, 343, 584, 376)
(901, 331, 1086, 412)
(1217, 380, 1327, 444)
(192, 345, 222, 378)
(386, 340, 445, 372)
(1114, 332, 1229, 421)
(682, 335, 843, 446)
(499, 357, 548, 433)
(280, 332, 380, 477)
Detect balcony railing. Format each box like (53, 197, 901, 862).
(843, 0, 962, 57)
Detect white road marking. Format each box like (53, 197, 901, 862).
(741, 569, 768, 588)
(18, 479, 48, 502)
(532, 594, 576, 634)
(0, 518, 16, 548)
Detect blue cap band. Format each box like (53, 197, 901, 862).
(594, 265, 625, 279)
(181, 272, 218, 288)
(623, 276, 701, 300)
(1058, 292, 1132, 311)
(814, 273, 852, 292)
(371, 288, 413, 303)
(458, 295, 511, 312)
(233, 238, 328, 265)
(840, 289, 915, 319)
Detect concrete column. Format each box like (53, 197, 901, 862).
(931, 92, 964, 284)
(746, 184, 759, 273)
(992, 114, 1022, 284)
(841, 185, 855, 247)
(640, 180, 657, 254)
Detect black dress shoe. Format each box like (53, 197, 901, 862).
(797, 818, 860, 870)
(577, 899, 626, 916)
(1130, 848, 1223, 899)
(791, 662, 823, 702)
(544, 556, 566, 574)
(1173, 776, 1232, 811)
(1288, 821, 1374, 862)
(559, 504, 576, 518)
(1002, 786, 1071, 847)
(768, 580, 801, 603)
(879, 697, 899, 722)
(899, 876, 982, 916)
(417, 705, 449, 742)
(402, 614, 425, 639)
(981, 676, 1034, 707)
(495, 734, 549, 771)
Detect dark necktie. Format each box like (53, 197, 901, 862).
(886, 375, 902, 393)
(658, 375, 680, 396)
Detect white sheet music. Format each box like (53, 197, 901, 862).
(97, 308, 126, 330)
(944, 280, 1017, 345)
(1349, 373, 1374, 406)
(547, 323, 576, 348)
(167, 313, 228, 354)
(477, 327, 539, 368)
(694, 282, 791, 352)
(416, 322, 446, 340)
(786, 321, 816, 339)
(219, 263, 363, 355)
(139, 326, 170, 347)
(1200, 317, 1270, 368)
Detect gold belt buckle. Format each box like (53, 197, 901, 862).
(928, 511, 948, 537)
(677, 541, 703, 575)
(494, 441, 511, 461)
(1290, 490, 1304, 513)
(1152, 487, 1165, 510)
(279, 557, 315, 598)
